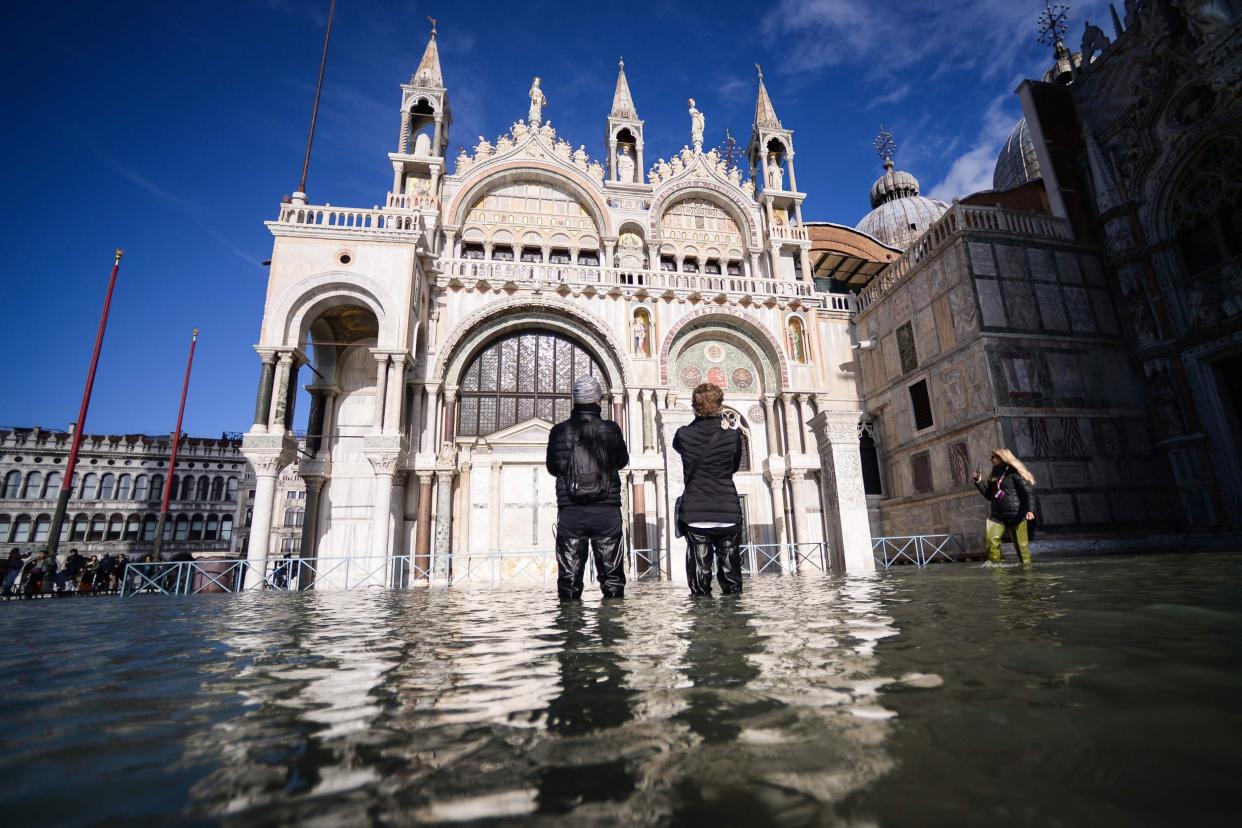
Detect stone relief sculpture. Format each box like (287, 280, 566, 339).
(587, 161, 604, 184)
(688, 98, 705, 150)
(617, 145, 635, 183)
(475, 136, 493, 158)
(528, 77, 546, 126)
(573, 145, 588, 170)
(511, 119, 529, 139)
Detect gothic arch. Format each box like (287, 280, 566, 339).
(268, 271, 396, 349)
(446, 162, 615, 239)
(1147, 120, 1242, 242)
(650, 182, 761, 250)
(658, 308, 790, 389)
(433, 297, 631, 391)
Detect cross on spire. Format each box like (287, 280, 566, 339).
(874, 125, 897, 170)
(427, 15, 437, 36)
(1037, 2, 1070, 46)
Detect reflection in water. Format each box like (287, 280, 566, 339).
(3, 554, 1240, 827)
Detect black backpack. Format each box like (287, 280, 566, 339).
(567, 423, 609, 504)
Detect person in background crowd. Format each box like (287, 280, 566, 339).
(673, 383, 745, 596)
(3, 549, 24, 596)
(98, 554, 116, 591)
(545, 375, 630, 600)
(40, 549, 60, 594)
(63, 549, 85, 589)
(973, 447, 1037, 567)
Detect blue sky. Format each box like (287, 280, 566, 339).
(1, 0, 1111, 436)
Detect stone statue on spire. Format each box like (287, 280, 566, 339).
(528, 77, 546, 127)
(688, 98, 705, 151)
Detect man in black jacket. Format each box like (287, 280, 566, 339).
(673, 383, 745, 596)
(545, 375, 630, 599)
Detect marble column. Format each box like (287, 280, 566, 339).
(801, 395, 818, 456)
(384, 354, 406, 433)
(658, 407, 693, 585)
(414, 472, 433, 578)
(268, 352, 293, 434)
(642, 393, 656, 451)
(631, 471, 648, 556)
(627, 389, 643, 451)
(305, 389, 326, 455)
(809, 411, 875, 572)
(761, 394, 780, 456)
(372, 352, 390, 431)
(441, 388, 458, 444)
(432, 469, 454, 582)
(368, 454, 398, 559)
(297, 475, 324, 589)
(318, 388, 340, 459)
(765, 469, 788, 552)
(422, 385, 440, 454)
(245, 457, 282, 588)
(653, 469, 667, 578)
(253, 351, 276, 432)
(787, 469, 809, 561)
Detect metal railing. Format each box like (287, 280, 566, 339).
(117, 542, 829, 595)
(871, 534, 961, 568)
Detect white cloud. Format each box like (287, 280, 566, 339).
(868, 83, 911, 108)
(926, 93, 1017, 200)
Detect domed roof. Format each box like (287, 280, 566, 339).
(857, 195, 950, 250)
(993, 118, 1042, 191)
(870, 166, 920, 208)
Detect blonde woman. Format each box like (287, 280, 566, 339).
(971, 448, 1036, 566)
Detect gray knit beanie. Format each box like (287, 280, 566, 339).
(571, 375, 603, 405)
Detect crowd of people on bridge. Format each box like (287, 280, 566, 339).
(0, 548, 148, 598)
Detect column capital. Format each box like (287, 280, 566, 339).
(254, 346, 279, 363)
(788, 468, 807, 482)
(366, 453, 401, 477)
(442, 386, 458, 402)
(762, 392, 776, 406)
(416, 471, 434, 484)
(809, 410, 864, 445)
(300, 474, 327, 492)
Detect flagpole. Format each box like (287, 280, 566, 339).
(47, 248, 124, 559)
(296, 0, 336, 198)
(152, 328, 198, 561)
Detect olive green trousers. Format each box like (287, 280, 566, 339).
(985, 519, 1031, 566)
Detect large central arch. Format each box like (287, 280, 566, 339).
(433, 297, 630, 392)
(445, 163, 615, 240)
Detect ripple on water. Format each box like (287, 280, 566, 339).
(2, 552, 1241, 827)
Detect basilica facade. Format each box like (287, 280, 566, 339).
(241, 32, 875, 585)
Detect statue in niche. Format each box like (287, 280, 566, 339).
(617, 145, 635, 183)
(788, 317, 806, 362)
(767, 151, 784, 190)
(528, 77, 546, 126)
(688, 98, 705, 150)
(632, 308, 651, 357)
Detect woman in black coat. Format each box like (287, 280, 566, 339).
(972, 447, 1036, 566)
(673, 383, 744, 596)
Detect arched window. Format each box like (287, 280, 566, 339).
(173, 514, 189, 541)
(210, 476, 224, 501)
(11, 515, 32, 543)
(88, 515, 106, 541)
(0, 516, 9, 541)
(142, 516, 157, 541)
(180, 475, 195, 501)
(32, 515, 51, 544)
(116, 474, 132, 500)
(3, 471, 20, 499)
(162, 518, 174, 541)
(81, 473, 99, 500)
(43, 472, 62, 499)
(106, 514, 124, 541)
(204, 514, 220, 541)
(226, 477, 239, 502)
(149, 475, 164, 502)
(124, 515, 141, 541)
(99, 474, 115, 501)
(196, 477, 211, 501)
(22, 471, 43, 499)
(457, 331, 607, 437)
(133, 475, 149, 502)
(189, 515, 204, 541)
(220, 515, 234, 541)
(70, 515, 88, 541)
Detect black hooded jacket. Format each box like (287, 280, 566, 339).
(545, 403, 629, 511)
(673, 416, 744, 525)
(975, 464, 1033, 525)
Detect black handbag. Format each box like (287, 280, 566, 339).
(674, 425, 727, 538)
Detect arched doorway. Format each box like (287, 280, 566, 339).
(457, 331, 608, 437)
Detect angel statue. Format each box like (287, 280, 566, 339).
(688, 98, 705, 150)
(528, 77, 546, 127)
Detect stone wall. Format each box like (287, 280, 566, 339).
(856, 229, 1176, 551)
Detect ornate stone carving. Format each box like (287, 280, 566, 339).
(748, 404, 765, 423)
(366, 453, 401, 476)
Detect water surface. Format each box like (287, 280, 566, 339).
(1, 552, 1239, 826)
